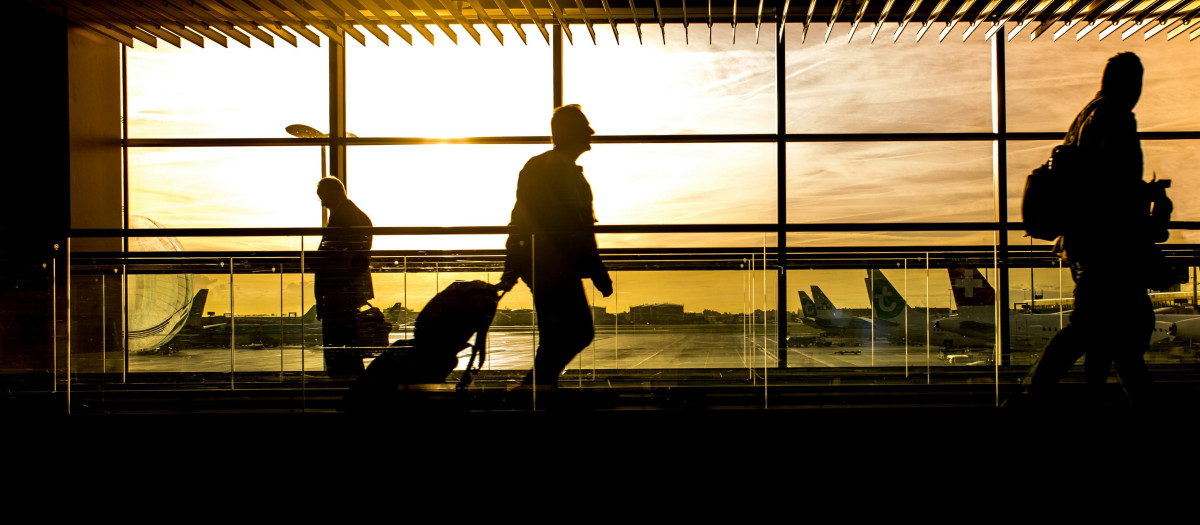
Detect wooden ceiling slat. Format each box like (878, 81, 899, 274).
(778, 0, 791, 42)
(1030, 0, 1090, 41)
(270, 0, 347, 46)
(1077, 0, 1141, 38)
(356, 0, 416, 45)
(575, 0, 599, 44)
(117, 0, 226, 47)
(629, 0, 644, 44)
(600, 0, 621, 43)
(655, 0, 667, 44)
(1143, 0, 1197, 39)
(869, 0, 897, 42)
(546, 0, 576, 44)
(938, 0, 976, 41)
(200, 0, 282, 47)
(377, 0, 439, 45)
(431, 0, 485, 44)
(1099, 0, 1169, 39)
(248, 0, 324, 46)
(410, 0, 463, 44)
(847, 0, 871, 42)
(894, 0, 926, 42)
(168, 0, 254, 47)
(461, 0, 508, 44)
(1167, 14, 1197, 38)
(756, 0, 765, 43)
(66, 6, 136, 46)
(962, 0, 1004, 40)
(482, 0, 530, 44)
(1050, 0, 1111, 39)
(515, 0, 552, 43)
(802, 0, 818, 43)
(219, 0, 299, 47)
(914, 0, 952, 42)
(304, 0, 369, 45)
(104, 0, 185, 47)
(984, 0, 1032, 40)
(72, 1, 159, 47)
(327, 0, 392, 45)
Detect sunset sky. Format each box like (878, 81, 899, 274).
(123, 22, 1199, 316)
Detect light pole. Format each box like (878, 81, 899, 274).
(286, 124, 356, 227)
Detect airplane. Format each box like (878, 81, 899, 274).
(934, 267, 1181, 351)
(156, 289, 329, 352)
(802, 287, 874, 335)
(863, 269, 984, 350)
(1169, 317, 1200, 344)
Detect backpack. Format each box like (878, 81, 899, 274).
(1021, 144, 1083, 241)
(345, 281, 502, 411)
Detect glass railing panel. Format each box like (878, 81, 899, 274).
(66, 247, 127, 381)
(787, 257, 997, 378)
(121, 255, 234, 380)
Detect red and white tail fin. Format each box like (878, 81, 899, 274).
(948, 268, 996, 308)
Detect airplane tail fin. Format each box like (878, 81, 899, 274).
(948, 267, 996, 308)
(798, 290, 817, 318)
(184, 289, 208, 329)
(810, 286, 838, 319)
(302, 304, 318, 323)
(865, 270, 908, 321)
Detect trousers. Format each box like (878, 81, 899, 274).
(1027, 273, 1154, 402)
(526, 276, 595, 387)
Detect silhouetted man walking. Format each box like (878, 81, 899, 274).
(499, 105, 613, 390)
(314, 176, 374, 376)
(1026, 53, 1160, 404)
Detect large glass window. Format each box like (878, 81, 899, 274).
(346, 25, 551, 137)
(126, 38, 328, 138)
(565, 23, 777, 134)
(787, 141, 994, 225)
(1005, 30, 1200, 132)
(786, 23, 992, 133)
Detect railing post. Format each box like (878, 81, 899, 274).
(776, 12, 788, 369)
(992, 33, 1011, 390)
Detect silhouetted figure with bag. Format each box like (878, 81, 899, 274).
(314, 176, 374, 376)
(498, 105, 613, 391)
(1025, 53, 1170, 405)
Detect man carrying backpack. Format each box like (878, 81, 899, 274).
(314, 176, 374, 376)
(1025, 53, 1164, 405)
(498, 105, 614, 391)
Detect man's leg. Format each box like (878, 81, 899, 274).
(1112, 291, 1155, 402)
(528, 278, 594, 388)
(322, 306, 363, 376)
(1026, 325, 1088, 401)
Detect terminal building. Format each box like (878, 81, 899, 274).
(3, 0, 1200, 417)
